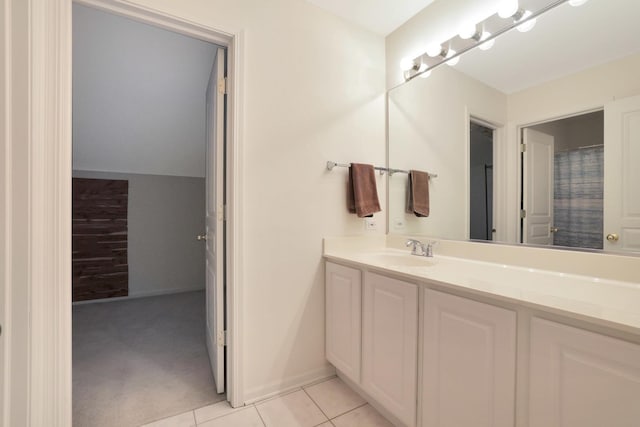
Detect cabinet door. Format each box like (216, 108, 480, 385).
(529, 318, 640, 427)
(422, 289, 516, 427)
(362, 272, 418, 427)
(326, 262, 362, 383)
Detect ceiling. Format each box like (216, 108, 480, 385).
(304, 0, 436, 35)
(454, 0, 640, 94)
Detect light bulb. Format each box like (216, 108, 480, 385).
(569, 0, 588, 5)
(497, 0, 519, 18)
(417, 63, 428, 73)
(459, 23, 478, 40)
(445, 49, 459, 66)
(516, 10, 536, 32)
(400, 57, 415, 71)
(478, 32, 495, 50)
(426, 43, 443, 57)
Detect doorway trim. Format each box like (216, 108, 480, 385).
(514, 107, 604, 244)
(466, 110, 504, 242)
(4, 0, 245, 423)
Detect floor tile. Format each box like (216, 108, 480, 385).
(304, 378, 366, 419)
(256, 389, 328, 427)
(316, 422, 334, 427)
(198, 406, 264, 427)
(331, 405, 394, 427)
(194, 401, 245, 424)
(140, 409, 195, 427)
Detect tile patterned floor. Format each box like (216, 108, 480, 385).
(141, 377, 395, 427)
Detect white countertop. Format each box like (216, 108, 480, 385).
(324, 243, 640, 335)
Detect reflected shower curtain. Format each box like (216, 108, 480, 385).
(553, 146, 604, 249)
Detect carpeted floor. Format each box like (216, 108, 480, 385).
(73, 290, 224, 427)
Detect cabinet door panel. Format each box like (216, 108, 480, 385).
(422, 289, 516, 427)
(326, 262, 362, 383)
(529, 318, 640, 427)
(363, 272, 418, 427)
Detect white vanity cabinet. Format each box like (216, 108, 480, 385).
(362, 272, 418, 427)
(529, 318, 640, 427)
(421, 289, 517, 427)
(325, 262, 362, 384)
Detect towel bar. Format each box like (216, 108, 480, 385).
(326, 161, 437, 179)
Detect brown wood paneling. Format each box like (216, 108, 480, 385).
(72, 178, 129, 301)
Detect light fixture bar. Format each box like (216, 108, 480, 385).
(401, 0, 572, 83)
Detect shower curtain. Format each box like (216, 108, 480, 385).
(553, 146, 604, 249)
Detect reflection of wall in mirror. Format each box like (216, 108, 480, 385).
(388, 64, 506, 239)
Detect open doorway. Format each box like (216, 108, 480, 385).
(72, 4, 227, 425)
(469, 121, 495, 241)
(520, 110, 604, 250)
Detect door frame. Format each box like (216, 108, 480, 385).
(2, 0, 246, 424)
(465, 111, 504, 242)
(515, 107, 603, 244)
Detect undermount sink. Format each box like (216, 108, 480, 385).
(360, 251, 437, 267)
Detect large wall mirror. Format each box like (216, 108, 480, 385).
(388, 0, 640, 254)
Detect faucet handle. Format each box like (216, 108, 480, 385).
(406, 239, 424, 255)
(424, 240, 438, 257)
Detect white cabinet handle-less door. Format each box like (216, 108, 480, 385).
(422, 289, 516, 427)
(325, 262, 362, 384)
(362, 272, 418, 427)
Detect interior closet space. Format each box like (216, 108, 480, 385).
(72, 4, 225, 425)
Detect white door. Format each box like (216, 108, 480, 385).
(523, 128, 555, 245)
(325, 262, 361, 384)
(422, 289, 516, 427)
(204, 47, 226, 394)
(604, 95, 640, 251)
(529, 318, 640, 427)
(362, 272, 418, 427)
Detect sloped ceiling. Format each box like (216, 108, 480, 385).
(73, 4, 220, 177)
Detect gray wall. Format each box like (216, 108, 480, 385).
(470, 124, 493, 240)
(73, 170, 205, 297)
(530, 110, 604, 152)
(73, 4, 219, 177)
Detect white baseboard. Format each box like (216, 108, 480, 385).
(243, 365, 337, 405)
(72, 285, 205, 306)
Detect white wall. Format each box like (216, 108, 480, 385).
(114, 0, 386, 402)
(73, 4, 218, 177)
(388, 64, 506, 239)
(73, 171, 206, 299)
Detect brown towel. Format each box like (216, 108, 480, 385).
(347, 163, 381, 218)
(406, 170, 430, 217)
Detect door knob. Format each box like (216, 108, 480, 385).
(606, 233, 619, 242)
(196, 234, 207, 241)
(550, 227, 559, 233)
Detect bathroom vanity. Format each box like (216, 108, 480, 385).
(324, 236, 640, 427)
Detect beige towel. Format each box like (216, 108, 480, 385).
(406, 170, 430, 217)
(347, 163, 381, 218)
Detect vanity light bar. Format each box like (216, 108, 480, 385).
(326, 161, 438, 179)
(402, 0, 574, 82)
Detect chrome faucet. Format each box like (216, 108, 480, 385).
(406, 239, 437, 257)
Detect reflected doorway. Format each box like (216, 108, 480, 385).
(469, 122, 495, 241)
(521, 110, 604, 250)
